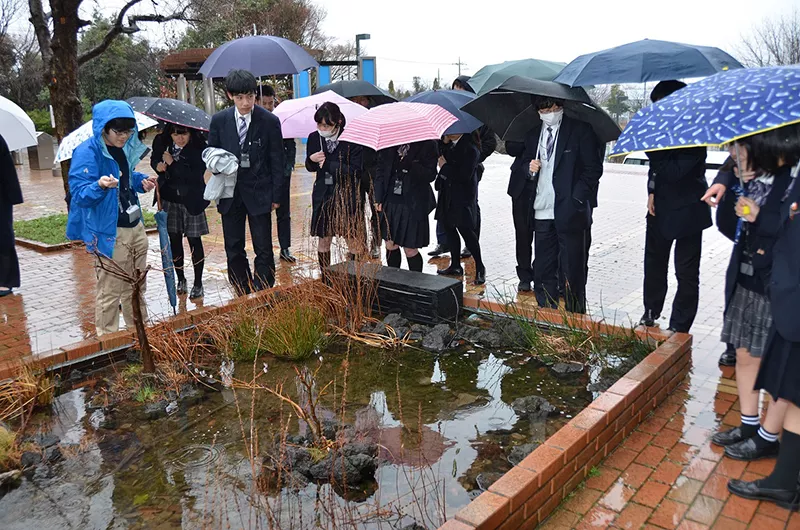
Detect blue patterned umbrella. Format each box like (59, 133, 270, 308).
(612, 66, 800, 156)
(406, 90, 482, 135)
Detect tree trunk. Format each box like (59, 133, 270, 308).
(130, 271, 155, 373)
(49, 0, 86, 208)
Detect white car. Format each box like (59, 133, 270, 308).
(623, 150, 729, 179)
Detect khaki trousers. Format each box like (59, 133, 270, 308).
(95, 224, 149, 336)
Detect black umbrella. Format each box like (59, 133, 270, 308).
(313, 80, 396, 106)
(127, 97, 211, 132)
(461, 76, 621, 143)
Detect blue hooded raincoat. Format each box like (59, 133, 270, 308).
(66, 101, 148, 258)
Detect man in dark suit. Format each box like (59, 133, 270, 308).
(256, 85, 296, 263)
(208, 70, 286, 294)
(639, 81, 712, 333)
(519, 97, 603, 314)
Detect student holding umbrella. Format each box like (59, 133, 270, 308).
(435, 129, 486, 285)
(305, 102, 364, 273)
(374, 140, 438, 271)
(151, 123, 210, 300)
(347, 95, 382, 260)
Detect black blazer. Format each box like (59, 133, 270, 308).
(435, 136, 480, 226)
(506, 140, 530, 199)
(305, 131, 363, 212)
(520, 117, 603, 233)
(769, 171, 800, 341)
(151, 132, 210, 216)
(646, 147, 712, 240)
(207, 106, 286, 216)
(0, 134, 22, 206)
(717, 166, 794, 315)
(375, 141, 438, 220)
(475, 124, 497, 182)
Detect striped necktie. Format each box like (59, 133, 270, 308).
(238, 116, 247, 146)
(545, 127, 554, 161)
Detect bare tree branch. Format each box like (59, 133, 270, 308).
(736, 8, 800, 67)
(78, 0, 192, 66)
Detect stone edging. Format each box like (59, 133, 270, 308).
(440, 299, 693, 530)
(15, 228, 159, 253)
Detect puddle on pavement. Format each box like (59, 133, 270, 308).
(0, 345, 638, 529)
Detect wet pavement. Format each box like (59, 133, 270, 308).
(4, 148, 797, 528)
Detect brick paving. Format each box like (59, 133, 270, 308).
(4, 148, 797, 528)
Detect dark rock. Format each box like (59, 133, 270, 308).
(347, 453, 377, 477)
(588, 375, 616, 394)
(309, 450, 376, 485)
(34, 433, 60, 449)
(511, 396, 557, 420)
(496, 320, 528, 347)
(408, 324, 431, 342)
(143, 400, 169, 420)
(476, 472, 505, 491)
(286, 434, 309, 445)
(0, 470, 21, 488)
(282, 446, 313, 477)
(507, 443, 540, 466)
(321, 419, 341, 440)
(20, 451, 41, 468)
(126, 350, 142, 363)
(552, 362, 585, 375)
(287, 471, 310, 489)
(165, 390, 178, 401)
(178, 384, 204, 405)
(44, 446, 62, 464)
(471, 329, 503, 348)
(69, 369, 83, 382)
(394, 326, 410, 339)
(342, 442, 378, 458)
(360, 321, 376, 334)
(33, 463, 52, 480)
(422, 324, 452, 352)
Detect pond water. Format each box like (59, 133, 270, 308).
(0, 344, 634, 529)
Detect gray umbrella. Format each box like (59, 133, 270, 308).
(198, 35, 319, 79)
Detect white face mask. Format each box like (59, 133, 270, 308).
(318, 127, 338, 139)
(539, 109, 564, 127)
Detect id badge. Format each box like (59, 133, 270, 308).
(740, 262, 754, 276)
(324, 173, 334, 186)
(126, 204, 142, 223)
(240, 152, 251, 169)
(393, 178, 403, 196)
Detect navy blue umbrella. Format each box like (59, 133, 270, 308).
(198, 35, 319, 79)
(313, 80, 396, 106)
(554, 39, 743, 87)
(406, 90, 482, 135)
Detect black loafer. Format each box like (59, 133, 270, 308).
(728, 478, 800, 509)
(639, 309, 660, 327)
(474, 270, 486, 285)
(177, 279, 188, 295)
(428, 244, 448, 257)
(724, 437, 780, 461)
(437, 266, 464, 277)
(518, 281, 532, 292)
(280, 248, 297, 263)
(0, 288, 12, 297)
(719, 350, 736, 367)
(189, 285, 204, 299)
(461, 248, 472, 259)
(711, 426, 750, 447)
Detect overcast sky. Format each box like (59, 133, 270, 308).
(9, 0, 795, 91)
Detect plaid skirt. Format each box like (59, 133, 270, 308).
(163, 200, 209, 238)
(721, 285, 773, 358)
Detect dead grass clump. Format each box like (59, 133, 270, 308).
(0, 365, 56, 424)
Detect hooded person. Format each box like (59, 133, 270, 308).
(66, 100, 157, 336)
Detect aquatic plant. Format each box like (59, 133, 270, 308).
(134, 384, 158, 403)
(261, 302, 328, 361)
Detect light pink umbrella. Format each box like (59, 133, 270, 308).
(272, 90, 368, 139)
(337, 102, 457, 151)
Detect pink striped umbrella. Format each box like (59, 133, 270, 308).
(337, 102, 457, 151)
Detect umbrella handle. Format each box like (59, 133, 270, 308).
(155, 180, 163, 212)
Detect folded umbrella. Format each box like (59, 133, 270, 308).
(554, 38, 742, 87)
(406, 89, 482, 135)
(198, 35, 319, 79)
(0, 96, 37, 152)
(611, 65, 800, 156)
(313, 80, 396, 106)
(154, 184, 177, 314)
(55, 112, 158, 163)
(468, 58, 567, 95)
(127, 97, 211, 132)
(272, 91, 369, 139)
(462, 76, 621, 143)
(338, 102, 457, 151)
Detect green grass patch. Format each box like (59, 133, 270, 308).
(14, 212, 157, 246)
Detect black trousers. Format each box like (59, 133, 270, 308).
(221, 200, 275, 294)
(442, 215, 484, 272)
(275, 201, 291, 250)
(0, 201, 19, 289)
(534, 219, 588, 314)
(643, 215, 702, 332)
(511, 181, 536, 283)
